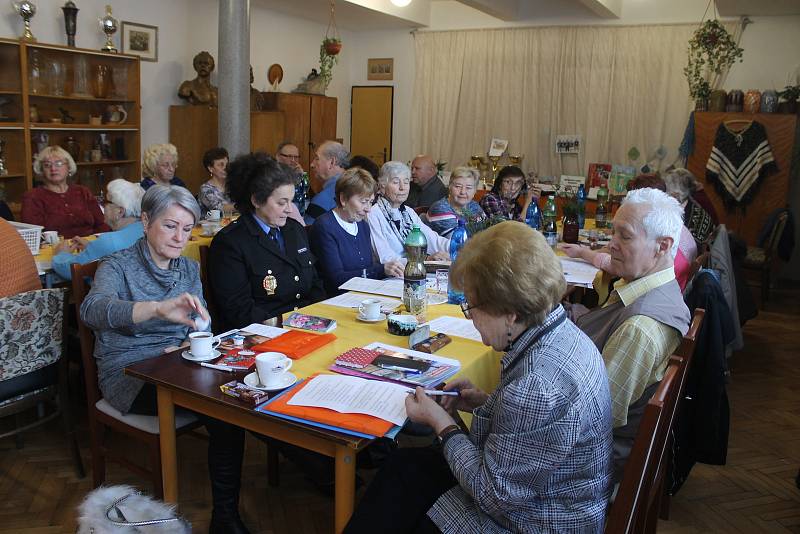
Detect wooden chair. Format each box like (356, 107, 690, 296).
(0, 288, 84, 478)
(413, 205, 429, 216)
(743, 211, 789, 305)
(71, 261, 201, 497)
(657, 308, 705, 520)
(605, 363, 680, 533)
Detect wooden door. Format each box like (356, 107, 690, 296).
(350, 86, 393, 165)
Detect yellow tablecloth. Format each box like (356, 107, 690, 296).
(34, 227, 214, 272)
(282, 300, 503, 411)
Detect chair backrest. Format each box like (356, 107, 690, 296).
(71, 261, 101, 408)
(413, 205, 429, 216)
(198, 245, 218, 327)
(606, 363, 680, 533)
(764, 211, 789, 259)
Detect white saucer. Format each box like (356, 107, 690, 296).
(243, 371, 298, 392)
(357, 313, 385, 323)
(181, 349, 221, 363)
(427, 293, 448, 305)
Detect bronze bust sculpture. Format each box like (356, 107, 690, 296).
(178, 51, 218, 107)
(250, 66, 264, 111)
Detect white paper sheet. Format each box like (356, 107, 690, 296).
(560, 258, 600, 288)
(423, 316, 483, 343)
(240, 323, 289, 338)
(321, 292, 402, 312)
(338, 276, 437, 298)
(287, 374, 409, 426)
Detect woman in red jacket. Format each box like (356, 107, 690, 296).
(21, 146, 110, 238)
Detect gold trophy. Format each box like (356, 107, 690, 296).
(509, 154, 524, 168)
(487, 155, 501, 187)
(13, 1, 37, 42)
(98, 5, 118, 53)
(468, 154, 482, 169)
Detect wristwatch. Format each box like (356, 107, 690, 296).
(437, 424, 463, 446)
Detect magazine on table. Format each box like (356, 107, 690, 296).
(283, 312, 337, 333)
(330, 342, 460, 388)
(213, 324, 288, 369)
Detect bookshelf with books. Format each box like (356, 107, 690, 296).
(0, 38, 141, 214)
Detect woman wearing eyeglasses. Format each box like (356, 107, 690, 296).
(345, 222, 613, 534)
(21, 146, 110, 238)
(140, 143, 187, 190)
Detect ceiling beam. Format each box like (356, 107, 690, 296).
(456, 0, 520, 21)
(576, 0, 622, 18)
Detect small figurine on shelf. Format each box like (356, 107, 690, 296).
(249, 65, 264, 111)
(58, 107, 75, 124)
(178, 51, 218, 107)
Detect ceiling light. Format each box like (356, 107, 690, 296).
(391, 0, 412, 6)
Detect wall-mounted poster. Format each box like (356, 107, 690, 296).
(555, 135, 581, 154)
(121, 21, 158, 62)
(367, 58, 393, 80)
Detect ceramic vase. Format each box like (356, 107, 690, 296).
(760, 90, 779, 113)
(744, 90, 761, 114)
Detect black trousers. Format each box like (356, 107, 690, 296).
(130, 384, 246, 520)
(344, 447, 456, 534)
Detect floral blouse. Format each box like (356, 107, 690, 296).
(198, 180, 231, 214)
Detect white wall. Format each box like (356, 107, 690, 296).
(0, 0, 356, 156)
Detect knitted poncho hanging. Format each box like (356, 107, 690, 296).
(705, 121, 777, 209)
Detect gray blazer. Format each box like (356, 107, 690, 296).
(80, 238, 207, 413)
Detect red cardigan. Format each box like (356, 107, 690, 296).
(21, 185, 110, 238)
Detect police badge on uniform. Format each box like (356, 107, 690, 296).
(262, 274, 277, 295)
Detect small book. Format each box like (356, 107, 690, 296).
(215, 348, 257, 370)
(335, 347, 382, 369)
(284, 312, 337, 333)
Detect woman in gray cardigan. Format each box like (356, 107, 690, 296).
(80, 185, 251, 534)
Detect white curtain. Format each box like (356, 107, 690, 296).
(412, 23, 736, 177)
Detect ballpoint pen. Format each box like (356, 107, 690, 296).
(200, 362, 237, 372)
(406, 388, 459, 396)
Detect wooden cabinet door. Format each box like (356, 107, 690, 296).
(169, 106, 218, 194)
(263, 92, 311, 169)
(310, 95, 337, 153)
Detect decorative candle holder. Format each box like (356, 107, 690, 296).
(13, 1, 37, 42)
(61, 1, 78, 47)
(98, 4, 118, 53)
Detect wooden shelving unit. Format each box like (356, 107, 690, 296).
(0, 38, 141, 208)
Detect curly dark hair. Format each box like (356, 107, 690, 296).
(226, 152, 296, 214)
(347, 155, 380, 180)
(491, 165, 527, 197)
(202, 147, 229, 170)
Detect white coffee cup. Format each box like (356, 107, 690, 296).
(358, 298, 382, 320)
(255, 352, 293, 387)
(42, 230, 59, 245)
(207, 209, 221, 221)
(189, 331, 220, 358)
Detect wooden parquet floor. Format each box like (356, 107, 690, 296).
(2, 285, 799, 533)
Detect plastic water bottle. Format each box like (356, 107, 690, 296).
(447, 220, 468, 304)
(595, 183, 609, 229)
(403, 225, 428, 320)
(542, 195, 558, 249)
(576, 183, 586, 229)
(524, 199, 541, 230)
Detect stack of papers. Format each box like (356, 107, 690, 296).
(338, 276, 437, 298)
(321, 292, 402, 313)
(424, 316, 482, 343)
(560, 258, 600, 287)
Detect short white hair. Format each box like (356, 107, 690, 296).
(378, 161, 411, 187)
(106, 179, 145, 217)
(622, 187, 683, 258)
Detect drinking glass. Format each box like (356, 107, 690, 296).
(72, 55, 90, 96)
(48, 61, 66, 96)
(435, 269, 449, 294)
(112, 66, 128, 97)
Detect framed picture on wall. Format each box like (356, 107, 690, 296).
(367, 58, 393, 81)
(121, 21, 158, 62)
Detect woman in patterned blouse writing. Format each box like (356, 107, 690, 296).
(345, 222, 613, 534)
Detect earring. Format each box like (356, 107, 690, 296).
(506, 326, 513, 349)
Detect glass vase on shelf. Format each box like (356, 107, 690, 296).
(112, 66, 128, 98)
(28, 49, 43, 94)
(72, 55, 91, 96)
(48, 60, 66, 96)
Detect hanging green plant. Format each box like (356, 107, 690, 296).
(319, 39, 340, 89)
(684, 19, 744, 101)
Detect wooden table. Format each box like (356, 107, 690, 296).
(126, 300, 498, 532)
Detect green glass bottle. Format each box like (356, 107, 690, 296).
(595, 182, 609, 229)
(403, 225, 427, 319)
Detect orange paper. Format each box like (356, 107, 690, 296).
(265, 374, 394, 436)
(250, 330, 336, 359)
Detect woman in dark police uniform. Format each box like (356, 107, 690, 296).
(208, 152, 324, 332)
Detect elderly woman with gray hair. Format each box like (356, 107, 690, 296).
(52, 179, 145, 280)
(346, 222, 613, 533)
(426, 166, 486, 237)
(367, 161, 450, 264)
(80, 184, 252, 533)
(21, 145, 110, 238)
(663, 168, 716, 245)
(140, 143, 186, 190)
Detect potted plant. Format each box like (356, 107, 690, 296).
(318, 38, 340, 90)
(323, 37, 342, 56)
(777, 85, 800, 114)
(684, 19, 744, 110)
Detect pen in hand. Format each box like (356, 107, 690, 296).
(406, 388, 459, 397)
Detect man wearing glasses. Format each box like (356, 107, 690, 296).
(276, 142, 309, 217)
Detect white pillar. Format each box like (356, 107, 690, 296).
(218, 0, 250, 157)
